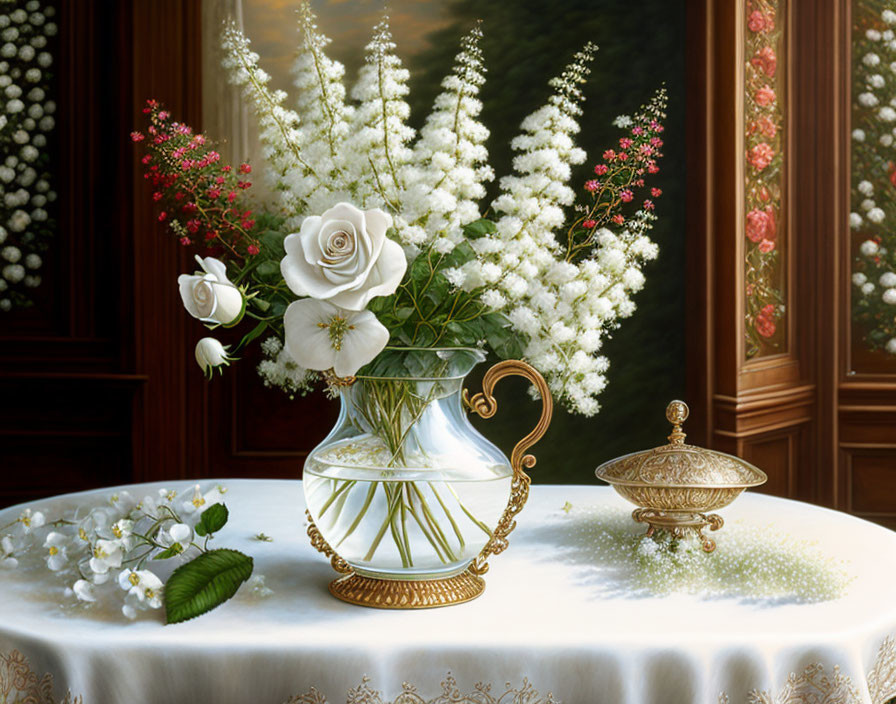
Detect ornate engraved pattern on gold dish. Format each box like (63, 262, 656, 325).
(596, 401, 767, 552)
(306, 359, 553, 609)
(283, 673, 557, 704)
(0, 650, 82, 704)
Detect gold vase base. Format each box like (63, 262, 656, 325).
(632, 508, 725, 552)
(328, 569, 485, 609)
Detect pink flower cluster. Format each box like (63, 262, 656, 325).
(132, 100, 261, 261)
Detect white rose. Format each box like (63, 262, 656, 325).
(885, 9, 896, 24)
(194, 337, 233, 378)
(862, 282, 876, 295)
(177, 255, 244, 326)
(280, 202, 406, 311)
(853, 129, 866, 141)
(850, 212, 863, 228)
(853, 272, 868, 286)
(858, 180, 874, 195)
(865, 52, 881, 67)
(884, 288, 896, 305)
(283, 298, 388, 378)
(868, 207, 886, 223)
(881, 272, 896, 287)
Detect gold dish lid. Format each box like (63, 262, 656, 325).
(595, 401, 767, 489)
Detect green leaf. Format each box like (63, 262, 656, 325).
(462, 218, 497, 239)
(256, 260, 279, 278)
(251, 297, 271, 312)
(237, 320, 269, 351)
(164, 548, 254, 624)
(153, 543, 184, 560)
(260, 229, 286, 253)
(195, 503, 229, 537)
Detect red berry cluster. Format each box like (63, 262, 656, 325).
(132, 100, 261, 262)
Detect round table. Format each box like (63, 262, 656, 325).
(1, 481, 895, 704)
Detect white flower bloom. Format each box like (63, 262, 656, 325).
(181, 483, 226, 515)
(858, 180, 874, 195)
(18, 507, 44, 532)
(72, 579, 96, 602)
(883, 288, 896, 305)
(283, 298, 389, 377)
(853, 129, 866, 141)
(194, 337, 234, 378)
(280, 202, 405, 311)
(110, 519, 135, 551)
(880, 272, 896, 287)
(885, 9, 896, 24)
(178, 255, 244, 326)
(887, 337, 896, 354)
(24, 252, 40, 269)
(0, 534, 18, 569)
(88, 538, 122, 575)
(868, 207, 886, 223)
(868, 29, 882, 41)
(158, 522, 192, 550)
(861, 239, 881, 256)
(862, 282, 876, 295)
(853, 272, 868, 286)
(859, 92, 879, 107)
(43, 532, 69, 571)
(1, 245, 20, 263)
(118, 569, 164, 613)
(865, 52, 881, 66)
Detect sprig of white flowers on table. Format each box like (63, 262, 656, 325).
(0, 484, 260, 623)
(136, 3, 667, 416)
(850, 6, 896, 354)
(0, 0, 56, 313)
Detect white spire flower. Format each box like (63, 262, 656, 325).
(404, 24, 493, 252)
(292, 2, 353, 202)
(178, 255, 245, 326)
(345, 16, 415, 213)
(283, 298, 388, 377)
(195, 337, 235, 379)
(280, 202, 405, 310)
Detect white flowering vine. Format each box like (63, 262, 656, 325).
(0, 0, 56, 312)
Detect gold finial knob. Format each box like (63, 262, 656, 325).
(665, 400, 689, 445)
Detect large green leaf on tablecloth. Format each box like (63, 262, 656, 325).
(164, 548, 253, 624)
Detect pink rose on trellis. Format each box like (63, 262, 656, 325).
(750, 47, 777, 77)
(758, 239, 776, 253)
(756, 116, 777, 139)
(754, 85, 777, 107)
(746, 206, 777, 243)
(755, 304, 777, 338)
(748, 143, 775, 170)
(747, 10, 774, 33)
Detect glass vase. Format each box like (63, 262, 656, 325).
(303, 347, 552, 608)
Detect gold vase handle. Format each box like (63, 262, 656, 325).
(464, 359, 553, 575)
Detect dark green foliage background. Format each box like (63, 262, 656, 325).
(401, 0, 687, 483)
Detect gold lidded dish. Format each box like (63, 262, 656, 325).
(595, 400, 767, 552)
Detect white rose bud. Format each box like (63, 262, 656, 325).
(280, 202, 407, 311)
(177, 256, 244, 326)
(194, 337, 234, 378)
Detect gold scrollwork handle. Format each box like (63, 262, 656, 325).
(464, 360, 553, 576)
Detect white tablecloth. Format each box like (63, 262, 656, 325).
(1, 481, 896, 704)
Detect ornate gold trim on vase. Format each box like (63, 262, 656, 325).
(305, 359, 553, 609)
(596, 400, 766, 551)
